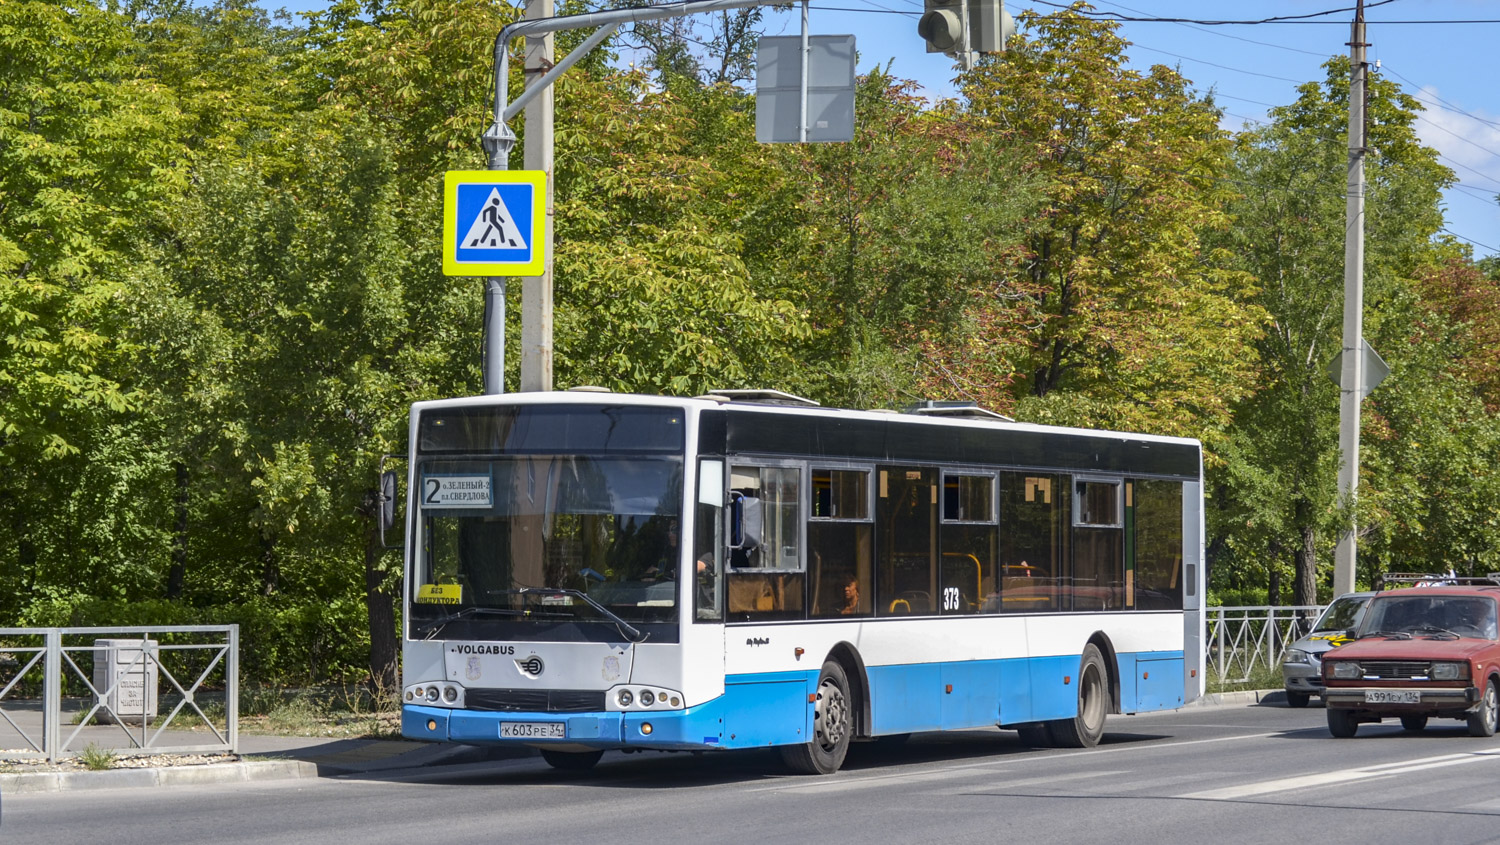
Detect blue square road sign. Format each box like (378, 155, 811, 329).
(443, 171, 547, 276)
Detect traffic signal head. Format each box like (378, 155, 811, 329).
(918, 0, 1015, 58)
(918, 0, 964, 54)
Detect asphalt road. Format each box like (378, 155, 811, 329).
(7, 701, 1500, 845)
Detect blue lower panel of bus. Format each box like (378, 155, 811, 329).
(402, 651, 1184, 751)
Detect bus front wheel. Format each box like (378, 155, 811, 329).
(1048, 644, 1108, 748)
(781, 660, 853, 775)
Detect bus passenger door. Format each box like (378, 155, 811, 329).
(876, 466, 938, 617)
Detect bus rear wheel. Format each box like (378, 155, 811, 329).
(781, 660, 852, 775)
(1048, 644, 1108, 749)
(540, 749, 604, 771)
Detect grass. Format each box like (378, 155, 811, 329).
(238, 686, 403, 739)
(77, 743, 116, 771)
(1207, 663, 1284, 694)
(59, 685, 402, 739)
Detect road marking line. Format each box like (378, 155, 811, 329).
(1181, 749, 1500, 801)
(761, 765, 1014, 795)
(749, 729, 1283, 795)
(958, 769, 1128, 790)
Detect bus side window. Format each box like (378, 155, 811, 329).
(998, 472, 1069, 612)
(940, 473, 997, 615)
(728, 465, 801, 571)
(809, 468, 872, 619)
(726, 464, 805, 621)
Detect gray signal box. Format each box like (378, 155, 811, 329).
(93, 639, 160, 725)
(755, 35, 856, 144)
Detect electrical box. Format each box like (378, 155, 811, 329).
(92, 639, 159, 725)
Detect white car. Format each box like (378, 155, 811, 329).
(1281, 592, 1376, 707)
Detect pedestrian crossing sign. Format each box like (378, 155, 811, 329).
(442, 170, 547, 276)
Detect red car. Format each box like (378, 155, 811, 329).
(1321, 581, 1500, 738)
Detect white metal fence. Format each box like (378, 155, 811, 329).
(1208, 605, 1324, 684)
(0, 625, 238, 762)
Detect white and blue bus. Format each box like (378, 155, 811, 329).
(398, 389, 1205, 773)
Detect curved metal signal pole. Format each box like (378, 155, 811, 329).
(478, 0, 778, 395)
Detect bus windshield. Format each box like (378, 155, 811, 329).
(414, 454, 685, 633)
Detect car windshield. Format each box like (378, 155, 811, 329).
(1312, 596, 1366, 633)
(1357, 594, 1500, 640)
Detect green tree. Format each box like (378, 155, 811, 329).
(1209, 58, 1475, 603)
(957, 6, 1262, 439)
(0, 0, 189, 618)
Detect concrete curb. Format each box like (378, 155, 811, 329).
(1, 759, 317, 794)
(1192, 689, 1286, 707)
(0, 742, 532, 794)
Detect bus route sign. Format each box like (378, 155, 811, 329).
(442, 170, 547, 277)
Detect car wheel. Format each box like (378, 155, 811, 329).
(540, 749, 604, 771)
(1467, 678, 1498, 738)
(781, 660, 853, 774)
(1399, 714, 1428, 732)
(1285, 691, 1311, 709)
(1327, 708, 1359, 738)
(1048, 644, 1108, 748)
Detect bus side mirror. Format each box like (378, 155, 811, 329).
(378, 469, 399, 548)
(729, 491, 762, 552)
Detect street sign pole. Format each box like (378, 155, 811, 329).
(799, 0, 810, 143)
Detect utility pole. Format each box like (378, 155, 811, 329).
(1333, 0, 1367, 596)
(521, 0, 555, 392)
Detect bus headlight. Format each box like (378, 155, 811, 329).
(426, 686, 441, 702)
(617, 689, 634, 707)
(640, 690, 656, 706)
(443, 686, 460, 703)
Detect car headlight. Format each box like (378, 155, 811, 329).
(1329, 661, 1362, 679)
(1431, 662, 1469, 681)
(1285, 648, 1310, 664)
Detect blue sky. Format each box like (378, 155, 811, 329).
(261, 0, 1500, 257)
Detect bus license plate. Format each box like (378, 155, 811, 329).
(500, 721, 566, 739)
(1365, 690, 1420, 704)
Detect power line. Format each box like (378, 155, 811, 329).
(1381, 64, 1500, 133)
(1414, 113, 1500, 170)
(1085, 0, 1330, 55)
(1441, 228, 1500, 254)
(1433, 151, 1500, 194)
(1027, 0, 1400, 26)
(1128, 42, 1308, 84)
(1447, 184, 1500, 205)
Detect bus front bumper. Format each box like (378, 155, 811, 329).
(403, 702, 725, 751)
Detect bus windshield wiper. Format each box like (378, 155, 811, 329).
(413, 606, 521, 639)
(512, 587, 646, 643)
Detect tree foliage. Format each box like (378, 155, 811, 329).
(3, 0, 1498, 686)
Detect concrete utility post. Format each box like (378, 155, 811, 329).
(521, 0, 555, 393)
(1333, 0, 1367, 595)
